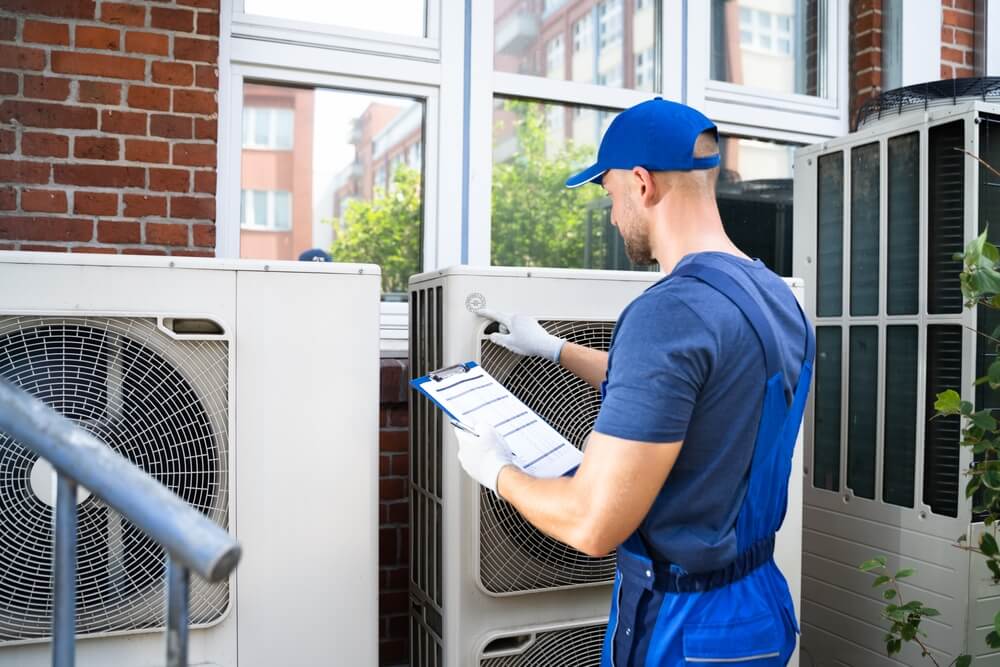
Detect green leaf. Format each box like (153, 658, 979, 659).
(968, 477, 983, 498)
(994, 609, 1000, 637)
(872, 575, 891, 588)
(974, 266, 1000, 295)
(923, 607, 941, 617)
(860, 558, 886, 572)
(963, 401, 976, 416)
(982, 532, 999, 557)
(900, 624, 916, 641)
(883, 588, 898, 600)
(936, 389, 963, 415)
(989, 361, 1000, 388)
(988, 558, 1000, 582)
(973, 410, 998, 431)
(900, 600, 922, 611)
(955, 655, 973, 667)
(983, 468, 1000, 491)
(989, 629, 1000, 649)
(888, 638, 902, 655)
(986, 240, 1000, 265)
(895, 568, 916, 580)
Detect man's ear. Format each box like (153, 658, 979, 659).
(632, 166, 656, 205)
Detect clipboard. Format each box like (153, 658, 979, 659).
(410, 361, 582, 478)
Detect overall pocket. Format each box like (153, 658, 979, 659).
(682, 612, 784, 665)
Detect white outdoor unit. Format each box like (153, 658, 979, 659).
(408, 265, 806, 666)
(792, 80, 1000, 665)
(0, 252, 380, 667)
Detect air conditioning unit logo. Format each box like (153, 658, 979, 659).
(477, 320, 616, 594)
(0, 316, 229, 643)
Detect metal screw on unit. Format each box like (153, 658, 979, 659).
(358, 268, 364, 274)
(919, 511, 927, 520)
(807, 158, 813, 165)
(169, 261, 175, 268)
(806, 256, 813, 264)
(803, 466, 809, 476)
(843, 494, 851, 503)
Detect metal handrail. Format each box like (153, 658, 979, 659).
(0, 378, 241, 666)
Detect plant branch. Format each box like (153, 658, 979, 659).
(956, 148, 1000, 179)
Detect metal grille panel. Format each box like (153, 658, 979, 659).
(0, 316, 229, 643)
(478, 321, 616, 593)
(480, 621, 606, 666)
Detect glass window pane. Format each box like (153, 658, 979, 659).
(254, 109, 270, 146)
(847, 326, 878, 500)
(243, 0, 426, 38)
(883, 326, 917, 507)
(850, 142, 880, 316)
(928, 120, 966, 314)
(494, 0, 659, 92)
(492, 98, 659, 271)
(717, 136, 796, 276)
(814, 326, 842, 491)
(887, 132, 919, 315)
(240, 82, 425, 298)
(924, 325, 962, 517)
(817, 152, 844, 317)
(882, 0, 903, 90)
(711, 0, 827, 98)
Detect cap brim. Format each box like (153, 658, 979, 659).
(564, 163, 607, 189)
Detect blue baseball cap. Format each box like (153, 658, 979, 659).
(565, 97, 719, 189)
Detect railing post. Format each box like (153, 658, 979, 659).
(52, 474, 77, 667)
(165, 557, 190, 667)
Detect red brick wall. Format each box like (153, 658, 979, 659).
(0, 0, 219, 256)
(849, 0, 883, 129)
(379, 358, 410, 667)
(941, 0, 976, 78)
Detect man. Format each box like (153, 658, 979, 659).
(453, 97, 813, 665)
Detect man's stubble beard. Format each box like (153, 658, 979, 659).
(620, 196, 654, 266)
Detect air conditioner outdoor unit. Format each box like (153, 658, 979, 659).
(0, 252, 380, 667)
(792, 80, 1000, 665)
(408, 265, 806, 666)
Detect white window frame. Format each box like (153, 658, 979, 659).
(684, 0, 850, 140)
(241, 107, 294, 150)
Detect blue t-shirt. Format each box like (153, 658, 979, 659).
(593, 251, 808, 573)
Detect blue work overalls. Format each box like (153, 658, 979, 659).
(600, 261, 815, 666)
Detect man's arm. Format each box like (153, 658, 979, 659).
(496, 431, 681, 557)
(559, 342, 608, 390)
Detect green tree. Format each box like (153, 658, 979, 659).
(328, 165, 422, 294)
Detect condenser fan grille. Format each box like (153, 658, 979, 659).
(0, 316, 229, 643)
(480, 622, 606, 666)
(479, 320, 616, 593)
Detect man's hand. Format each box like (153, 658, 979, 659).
(453, 424, 515, 495)
(479, 309, 565, 363)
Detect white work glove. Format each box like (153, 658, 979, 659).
(453, 423, 515, 495)
(479, 309, 565, 363)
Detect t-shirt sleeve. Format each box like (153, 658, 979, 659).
(593, 290, 717, 443)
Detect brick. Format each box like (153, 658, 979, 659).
(954, 66, 975, 77)
(124, 194, 166, 217)
(854, 50, 880, 69)
(150, 114, 193, 139)
(71, 246, 117, 254)
(54, 164, 144, 188)
(386, 501, 407, 523)
(78, 81, 120, 105)
(170, 195, 214, 219)
(73, 191, 117, 215)
(0, 17, 14, 40)
(194, 170, 216, 193)
(379, 527, 396, 562)
(942, 26, 955, 44)
(942, 46, 966, 64)
(177, 0, 219, 8)
(954, 0, 975, 9)
(379, 591, 408, 618)
(100, 109, 147, 135)
(76, 25, 120, 50)
(20, 244, 67, 252)
(146, 222, 189, 246)
(21, 189, 67, 213)
(173, 89, 216, 115)
(51, 52, 145, 81)
(0, 101, 96, 130)
(125, 138, 169, 163)
(379, 477, 406, 501)
(0, 216, 92, 242)
(941, 64, 955, 79)
(172, 249, 213, 257)
(174, 36, 217, 63)
(125, 31, 169, 56)
(151, 6, 194, 32)
(192, 223, 215, 247)
(23, 20, 70, 45)
(0, 45, 47, 71)
(0, 159, 50, 184)
(197, 12, 219, 37)
(22, 132, 68, 157)
(152, 62, 193, 86)
(98, 220, 140, 244)
(943, 8, 975, 30)
(173, 143, 215, 167)
(22, 76, 71, 101)
(0, 188, 15, 211)
(128, 85, 171, 111)
(149, 168, 190, 192)
(0, 73, 17, 96)
(0, 130, 12, 154)
(74, 136, 120, 161)
(194, 117, 217, 141)
(855, 30, 881, 51)
(954, 28, 975, 48)
(101, 2, 146, 26)
(379, 430, 408, 453)
(390, 454, 408, 476)
(0, 0, 96, 19)
(966, 50, 977, 65)
(195, 65, 218, 90)
(122, 247, 167, 255)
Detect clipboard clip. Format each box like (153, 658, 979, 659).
(430, 363, 472, 382)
